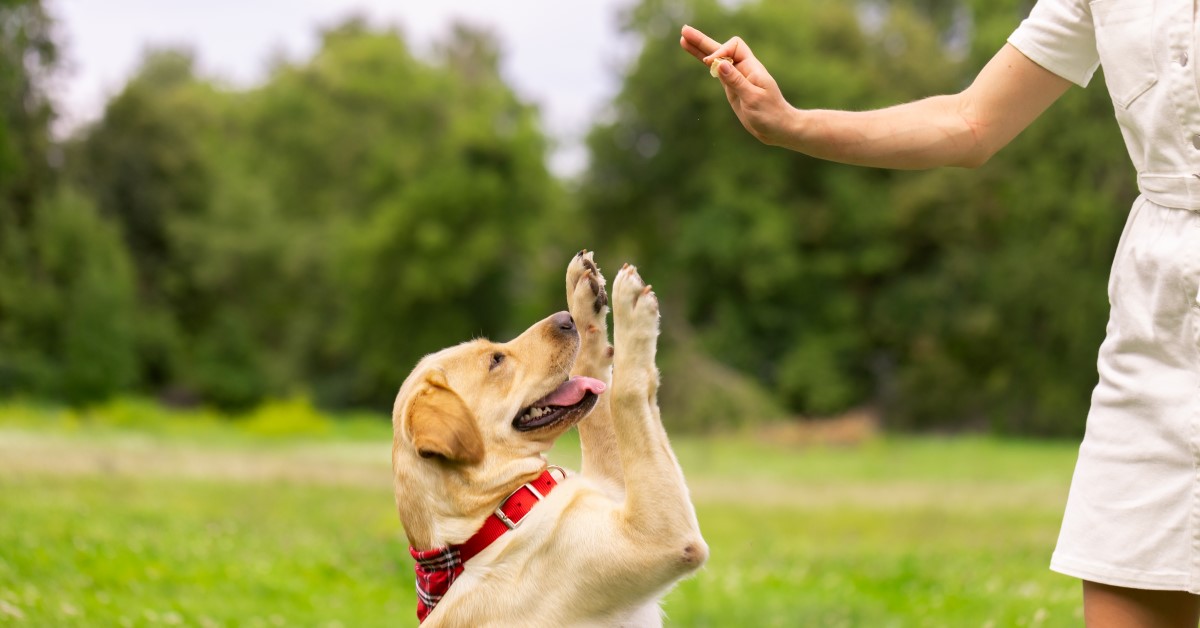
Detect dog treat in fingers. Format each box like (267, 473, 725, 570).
(709, 56, 733, 77)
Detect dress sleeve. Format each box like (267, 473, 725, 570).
(1007, 0, 1100, 87)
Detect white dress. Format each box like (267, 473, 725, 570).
(1009, 0, 1200, 593)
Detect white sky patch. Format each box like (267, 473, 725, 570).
(46, 0, 637, 178)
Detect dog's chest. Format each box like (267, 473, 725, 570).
(423, 481, 666, 627)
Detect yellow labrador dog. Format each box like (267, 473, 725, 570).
(391, 252, 706, 626)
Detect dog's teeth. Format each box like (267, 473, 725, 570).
(520, 406, 559, 423)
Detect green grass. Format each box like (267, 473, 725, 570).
(0, 402, 1083, 626)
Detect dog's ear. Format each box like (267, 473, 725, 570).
(405, 371, 485, 465)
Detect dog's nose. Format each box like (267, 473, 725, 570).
(551, 311, 575, 333)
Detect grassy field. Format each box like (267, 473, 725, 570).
(0, 400, 1083, 626)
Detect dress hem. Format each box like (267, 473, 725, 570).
(1050, 553, 1197, 594)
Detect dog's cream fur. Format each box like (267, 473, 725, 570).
(391, 252, 707, 627)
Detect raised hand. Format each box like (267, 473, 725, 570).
(679, 24, 795, 146)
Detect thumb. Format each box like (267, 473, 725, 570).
(716, 59, 748, 91)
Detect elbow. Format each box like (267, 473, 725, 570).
(655, 534, 708, 580)
(679, 535, 709, 571)
(953, 146, 994, 169)
(951, 96, 1000, 169)
(947, 115, 999, 169)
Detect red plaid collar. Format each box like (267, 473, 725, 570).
(409, 466, 564, 623)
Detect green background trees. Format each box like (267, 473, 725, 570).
(584, 0, 1128, 435)
(0, 0, 1133, 437)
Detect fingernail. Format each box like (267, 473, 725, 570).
(719, 61, 732, 75)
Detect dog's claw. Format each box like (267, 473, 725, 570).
(632, 283, 652, 307)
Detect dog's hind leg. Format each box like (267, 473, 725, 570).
(566, 250, 621, 484)
(610, 264, 706, 571)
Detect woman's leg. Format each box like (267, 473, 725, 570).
(1083, 581, 1200, 628)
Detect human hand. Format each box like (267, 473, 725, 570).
(679, 25, 795, 146)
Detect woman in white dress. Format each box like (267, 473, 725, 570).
(682, 1, 1200, 626)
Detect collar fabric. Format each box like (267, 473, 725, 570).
(410, 545, 463, 623)
(409, 468, 562, 623)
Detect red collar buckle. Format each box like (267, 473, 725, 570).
(455, 465, 565, 563)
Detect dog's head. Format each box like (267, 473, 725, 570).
(391, 311, 605, 548)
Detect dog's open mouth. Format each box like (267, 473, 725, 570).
(513, 376, 606, 431)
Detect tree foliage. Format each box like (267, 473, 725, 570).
(583, 0, 1128, 435)
(0, 0, 54, 217)
(65, 19, 562, 410)
(2, 1, 1133, 436)
(0, 1, 139, 403)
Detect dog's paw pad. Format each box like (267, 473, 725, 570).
(589, 274, 609, 313)
(567, 250, 609, 324)
(613, 264, 659, 358)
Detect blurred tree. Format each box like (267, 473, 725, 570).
(3, 0, 1128, 436)
(235, 20, 562, 407)
(865, 0, 1127, 434)
(69, 50, 215, 397)
(66, 20, 563, 410)
(586, 0, 959, 417)
(0, 0, 140, 402)
(0, 0, 54, 222)
(21, 189, 139, 401)
(583, 0, 1127, 436)
(0, 0, 58, 395)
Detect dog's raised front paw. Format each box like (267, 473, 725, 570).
(567, 250, 609, 330)
(567, 250, 612, 373)
(612, 263, 659, 349)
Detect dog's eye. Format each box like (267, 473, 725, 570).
(489, 352, 506, 370)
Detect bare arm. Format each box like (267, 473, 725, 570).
(680, 25, 1073, 169)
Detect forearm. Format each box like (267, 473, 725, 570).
(766, 45, 1071, 170)
(775, 94, 989, 170)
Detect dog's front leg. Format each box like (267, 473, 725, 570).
(610, 264, 706, 569)
(566, 250, 622, 484)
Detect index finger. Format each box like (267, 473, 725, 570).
(680, 25, 721, 61)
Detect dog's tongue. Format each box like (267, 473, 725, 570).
(536, 376, 606, 407)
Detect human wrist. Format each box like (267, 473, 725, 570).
(765, 105, 808, 152)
